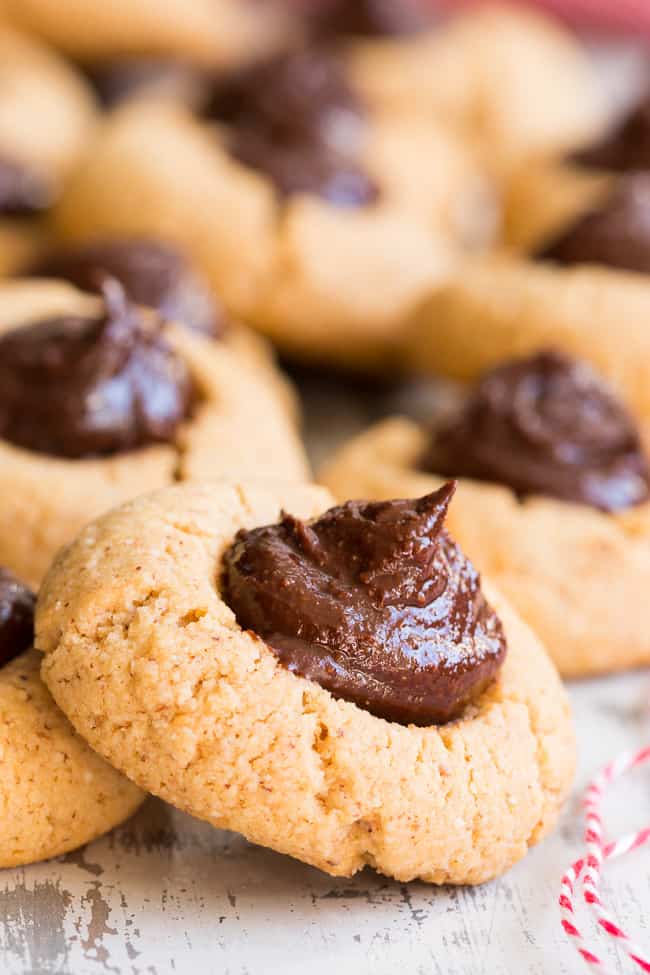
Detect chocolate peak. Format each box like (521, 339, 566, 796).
(0, 278, 196, 459)
(30, 238, 223, 339)
(576, 92, 650, 172)
(222, 485, 506, 726)
(539, 172, 650, 274)
(206, 50, 378, 207)
(0, 154, 53, 216)
(0, 568, 35, 668)
(423, 351, 650, 512)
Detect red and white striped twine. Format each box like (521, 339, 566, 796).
(560, 746, 650, 972)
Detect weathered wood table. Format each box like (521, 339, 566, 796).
(2, 371, 650, 974)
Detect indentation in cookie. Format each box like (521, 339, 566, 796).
(422, 351, 650, 512)
(0, 568, 34, 668)
(29, 238, 224, 339)
(205, 49, 379, 206)
(222, 483, 506, 726)
(538, 173, 650, 275)
(0, 277, 197, 458)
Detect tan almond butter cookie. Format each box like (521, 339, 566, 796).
(0, 648, 143, 867)
(403, 256, 650, 423)
(320, 417, 650, 678)
(37, 480, 574, 885)
(0, 0, 294, 71)
(347, 6, 604, 170)
(49, 94, 492, 370)
(502, 157, 613, 254)
(0, 280, 308, 587)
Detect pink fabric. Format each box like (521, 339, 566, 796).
(434, 0, 650, 36)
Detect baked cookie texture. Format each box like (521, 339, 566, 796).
(0, 0, 294, 70)
(0, 23, 96, 178)
(0, 280, 308, 587)
(49, 99, 490, 369)
(503, 158, 613, 254)
(37, 481, 574, 885)
(320, 417, 650, 678)
(403, 256, 650, 423)
(0, 649, 143, 867)
(347, 6, 604, 170)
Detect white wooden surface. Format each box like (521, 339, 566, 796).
(2, 371, 650, 974)
(1, 671, 649, 974)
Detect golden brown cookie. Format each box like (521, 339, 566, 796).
(320, 417, 650, 678)
(503, 157, 613, 254)
(0, 649, 143, 867)
(347, 6, 604, 170)
(0, 0, 294, 70)
(0, 279, 308, 586)
(49, 93, 490, 369)
(36, 480, 574, 885)
(403, 256, 650, 422)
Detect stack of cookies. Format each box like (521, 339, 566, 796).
(0, 0, 647, 892)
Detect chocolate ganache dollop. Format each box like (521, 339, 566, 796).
(0, 278, 196, 458)
(422, 352, 650, 513)
(0, 568, 35, 668)
(30, 238, 223, 339)
(576, 92, 650, 172)
(0, 154, 53, 216)
(223, 483, 506, 725)
(205, 49, 378, 206)
(309, 0, 434, 37)
(538, 173, 650, 274)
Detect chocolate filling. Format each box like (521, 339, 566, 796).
(0, 568, 35, 668)
(223, 483, 506, 726)
(539, 173, 650, 274)
(205, 49, 378, 205)
(30, 238, 224, 339)
(308, 0, 435, 37)
(0, 154, 53, 216)
(576, 92, 650, 172)
(0, 278, 196, 458)
(422, 351, 650, 513)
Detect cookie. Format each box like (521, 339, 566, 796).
(1, 0, 294, 71)
(36, 480, 574, 885)
(0, 23, 96, 272)
(403, 255, 650, 424)
(503, 157, 613, 254)
(320, 401, 650, 679)
(347, 6, 604, 170)
(0, 569, 143, 868)
(49, 68, 493, 369)
(0, 279, 308, 586)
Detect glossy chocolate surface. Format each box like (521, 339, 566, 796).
(0, 279, 196, 458)
(0, 569, 35, 668)
(31, 238, 223, 339)
(539, 173, 650, 274)
(223, 484, 506, 725)
(424, 352, 650, 512)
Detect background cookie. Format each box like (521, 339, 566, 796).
(0, 0, 295, 71)
(36, 481, 574, 885)
(319, 417, 650, 677)
(403, 256, 650, 424)
(347, 6, 605, 170)
(49, 95, 475, 370)
(0, 280, 308, 585)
